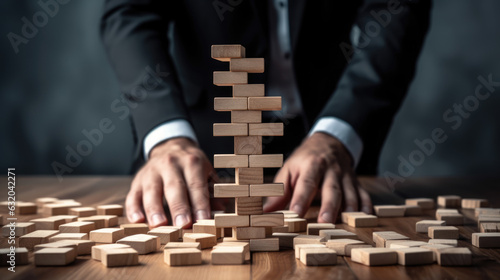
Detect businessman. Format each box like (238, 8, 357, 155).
(101, 0, 431, 228)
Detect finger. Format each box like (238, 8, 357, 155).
(288, 166, 321, 217)
(162, 163, 192, 229)
(263, 166, 292, 212)
(357, 183, 373, 214)
(317, 168, 342, 223)
(125, 176, 145, 223)
(182, 154, 211, 222)
(141, 171, 168, 228)
(341, 171, 359, 212)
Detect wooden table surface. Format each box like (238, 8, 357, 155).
(0, 176, 499, 280)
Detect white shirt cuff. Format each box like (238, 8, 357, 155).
(143, 119, 198, 160)
(308, 117, 364, 167)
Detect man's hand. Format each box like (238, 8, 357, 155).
(126, 137, 214, 229)
(263, 132, 372, 223)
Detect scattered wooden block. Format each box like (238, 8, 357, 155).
(235, 167, 263, 185)
(320, 229, 359, 241)
(78, 216, 106, 229)
(2, 222, 35, 237)
(326, 239, 371, 256)
(435, 209, 458, 219)
(214, 213, 249, 228)
(249, 238, 279, 252)
(30, 217, 66, 230)
(250, 213, 284, 227)
(249, 183, 284, 197)
(59, 221, 95, 234)
(472, 232, 500, 248)
(15, 202, 37, 215)
(49, 233, 88, 242)
(96, 204, 123, 216)
(0, 247, 29, 266)
(374, 205, 405, 217)
(51, 215, 78, 223)
(92, 243, 131, 260)
(236, 197, 263, 215)
(475, 208, 500, 219)
(183, 233, 217, 249)
(214, 241, 250, 261)
(91, 215, 118, 227)
(248, 154, 283, 168)
(294, 244, 326, 259)
(403, 205, 423, 216)
(34, 242, 77, 258)
(69, 207, 96, 217)
(213, 123, 248, 137)
(293, 235, 326, 247)
(373, 231, 409, 248)
(272, 232, 299, 249)
(164, 248, 202, 266)
(438, 213, 464, 226)
(233, 227, 266, 240)
(285, 218, 307, 233)
(211, 45, 245, 62)
(480, 222, 500, 233)
(234, 136, 262, 155)
(90, 228, 125, 243)
(36, 197, 58, 207)
(416, 220, 446, 233)
(164, 242, 201, 250)
(405, 198, 435, 209)
(477, 215, 500, 227)
(247, 97, 281, 111)
(420, 244, 453, 261)
(233, 84, 265, 97)
(387, 241, 428, 248)
(428, 239, 458, 246)
(19, 230, 59, 250)
(214, 97, 248, 111)
(428, 226, 459, 239)
(213, 71, 248, 86)
(43, 202, 81, 216)
(120, 223, 149, 236)
(148, 226, 182, 244)
(193, 220, 221, 239)
(230, 58, 264, 73)
(348, 215, 378, 228)
(103, 248, 139, 267)
(395, 247, 434, 266)
(307, 223, 336, 235)
(34, 248, 76, 266)
(437, 195, 461, 208)
(248, 123, 283, 136)
(462, 198, 488, 209)
(214, 154, 248, 168)
(44, 239, 94, 256)
(341, 212, 366, 224)
(211, 246, 245, 265)
(117, 234, 160, 254)
(272, 225, 289, 233)
(351, 248, 398, 266)
(436, 247, 471, 266)
(231, 111, 262, 123)
(300, 247, 337, 266)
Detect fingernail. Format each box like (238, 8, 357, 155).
(151, 213, 166, 226)
(321, 212, 333, 223)
(131, 212, 142, 223)
(195, 210, 209, 221)
(175, 214, 189, 227)
(362, 206, 372, 214)
(291, 204, 302, 216)
(345, 206, 354, 212)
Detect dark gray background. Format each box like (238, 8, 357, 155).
(1, 1, 499, 185)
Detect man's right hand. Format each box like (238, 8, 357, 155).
(125, 137, 214, 229)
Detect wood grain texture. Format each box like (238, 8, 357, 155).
(235, 197, 263, 215)
(213, 123, 248, 136)
(248, 123, 283, 136)
(213, 184, 249, 198)
(230, 58, 264, 73)
(233, 227, 266, 240)
(234, 136, 262, 155)
(236, 168, 263, 185)
(233, 84, 265, 97)
(247, 97, 281, 111)
(231, 110, 262, 123)
(248, 154, 283, 168)
(214, 213, 249, 228)
(19, 230, 59, 250)
(250, 213, 284, 227)
(96, 204, 123, 216)
(214, 97, 247, 111)
(34, 248, 76, 266)
(211, 45, 245, 61)
(90, 228, 125, 243)
(213, 154, 248, 168)
(249, 183, 284, 197)
(213, 71, 247, 86)
(68, 207, 96, 217)
(307, 223, 336, 235)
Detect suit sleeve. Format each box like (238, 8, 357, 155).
(318, 0, 432, 173)
(100, 0, 189, 160)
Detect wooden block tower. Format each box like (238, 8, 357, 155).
(211, 45, 285, 249)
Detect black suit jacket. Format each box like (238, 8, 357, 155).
(100, 0, 431, 174)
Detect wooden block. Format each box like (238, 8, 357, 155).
(403, 205, 423, 216)
(49, 233, 88, 242)
(211, 246, 245, 265)
(475, 208, 500, 218)
(16, 202, 37, 215)
(19, 230, 59, 250)
(420, 244, 453, 262)
(148, 226, 182, 244)
(248, 154, 283, 168)
(348, 215, 378, 228)
(326, 239, 371, 256)
(69, 207, 96, 217)
(320, 229, 359, 241)
(59, 221, 95, 234)
(214, 214, 249, 228)
(231, 111, 262, 123)
(233, 84, 265, 97)
(2, 222, 35, 237)
(117, 234, 160, 254)
(437, 195, 461, 208)
(213, 71, 248, 86)
(97, 204, 123, 216)
(230, 58, 264, 73)
(373, 231, 409, 247)
(272, 225, 289, 233)
(215, 241, 250, 261)
(52, 199, 79, 205)
(233, 227, 266, 240)
(250, 213, 284, 227)
(34, 248, 76, 266)
(48, 239, 94, 256)
(300, 247, 337, 266)
(249, 238, 279, 252)
(480, 222, 500, 233)
(102, 247, 139, 267)
(428, 239, 458, 246)
(405, 198, 435, 209)
(214, 97, 248, 111)
(477, 215, 500, 226)
(387, 241, 427, 248)
(351, 248, 398, 266)
(120, 223, 149, 236)
(294, 244, 326, 259)
(213, 123, 248, 137)
(43, 202, 81, 216)
(341, 212, 366, 224)
(90, 228, 125, 243)
(91, 215, 118, 227)
(249, 183, 284, 197)
(248, 123, 283, 136)
(51, 215, 78, 223)
(247, 97, 281, 111)
(374, 205, 405, 217)
(34, 242, 78, 258)
(472, 232, 500, 248)
(438, 213, 464, 226)
(234, 136, 262, 155)
(285, 218, 307, 233)
(214, 154, 248, 168)
(462, 198, 488, 209)
(436, 247, 471, 266)
(395, 247, 434, 266)
(236, 168, 263, 185)
(78, 216, 106, 229)
(193, 220, 221, 239)
(435, 209, 458, 219)
(30, 217, 66, 230)
(307, 223, 336, 235)
(0, 247, 29, 266)
(211, 45, 245, 61)
(164, 242, 201, 250)
(36, 197, 58, 207)
(415, 220, 446, 233)
(164, 248, 202, 266)
(293, 235, 327, 248)
(428, 226, 459, 239)
(236, 197, 263, 215)
(214, 184, 249, 198)
(272, 232, 299, 248)
(183, 233, 217, 249)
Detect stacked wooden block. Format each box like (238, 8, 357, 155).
(211, 45, 285, 259)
